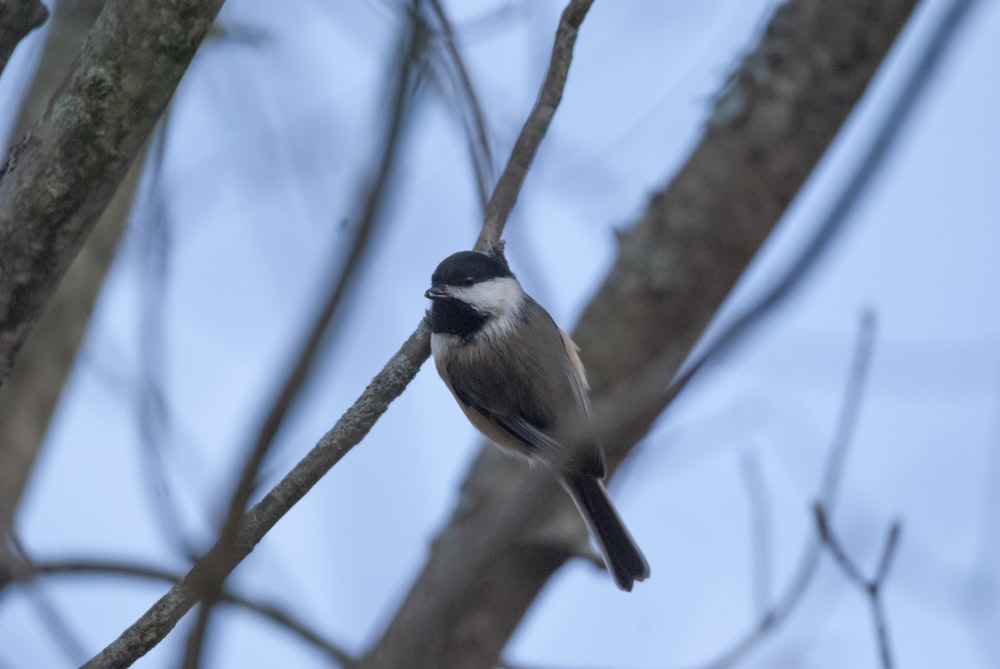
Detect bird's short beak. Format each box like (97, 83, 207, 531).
(425, 286, 448, 300)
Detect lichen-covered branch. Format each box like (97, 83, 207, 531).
(0, 0, 225, 384)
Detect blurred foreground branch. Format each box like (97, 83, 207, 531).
(0, 0, 146, 564)
(81, 1, 591, 666)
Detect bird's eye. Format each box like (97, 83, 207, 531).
(460, 276, 475, 286)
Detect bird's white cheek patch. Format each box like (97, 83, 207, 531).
(451, 277, 523, 316)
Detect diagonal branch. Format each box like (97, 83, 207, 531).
(475, 0, 593, 251)
(0, 0, 225, 384)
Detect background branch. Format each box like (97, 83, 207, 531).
(696, 312, 877, 669)
(0, 0, 224, 383)
(815, 505, 903, 669)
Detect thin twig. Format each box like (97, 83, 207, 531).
(475, 0, 594, 251)
(82, 0, 587, 664)
(814, 505, 902, 669)
(692, 313, 877, 669)
(179, 12, 430, 669)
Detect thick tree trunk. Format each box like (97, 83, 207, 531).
(359, 1, 918, 668)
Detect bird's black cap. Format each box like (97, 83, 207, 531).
(430, 250, 513, 288)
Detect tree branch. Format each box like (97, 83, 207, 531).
(475, 0, 593, 251)
(695, 312, 877, 669)
(0, 0, 224, 384)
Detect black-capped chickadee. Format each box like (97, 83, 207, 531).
(425, 248, 650, 591)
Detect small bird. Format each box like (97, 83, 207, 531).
(425, 248, 650, 591)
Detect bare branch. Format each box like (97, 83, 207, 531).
(80, 323, 430, 669)
(475, 0, 593, 251)
(814, 505, 903, 669)
(0, 0, 225, 384)
(693, 312, 877, 669)
(663, 0, 983, 403)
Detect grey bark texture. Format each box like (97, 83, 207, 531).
(359, 1, 918, 668)
(0, 0, 141, 550)
(0, 0, 224, 385)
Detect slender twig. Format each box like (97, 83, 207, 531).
(814, 505, 902, 669)
(475, 0, 593, 251)
(692, 313, 877, 669)
(82, 0, 586, 664)
(179, 12, 430, 669)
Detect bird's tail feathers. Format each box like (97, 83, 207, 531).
(563, 475, 650, 591)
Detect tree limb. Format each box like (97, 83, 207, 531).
(476, 0, 593, 251)
(0, 0, 225, 384)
